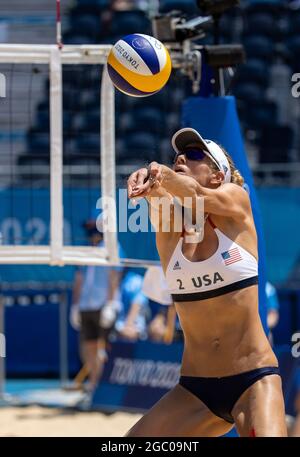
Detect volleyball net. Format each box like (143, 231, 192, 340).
(0, 44, 122, 267)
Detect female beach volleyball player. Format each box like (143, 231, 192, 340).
(126, 127, 287, 437)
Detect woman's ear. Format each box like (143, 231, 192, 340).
(211, 170, 224, 185)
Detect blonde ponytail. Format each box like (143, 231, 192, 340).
(220, 147, 244, 187)
(231, 169, 244, 187)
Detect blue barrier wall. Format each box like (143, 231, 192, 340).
(4, 288, 81, 377)
(258, 188, 300, 285)
(92, 340, 183, 411)
(273, 290, 300, 345)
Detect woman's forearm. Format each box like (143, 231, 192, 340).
(160, 165, 206, 201)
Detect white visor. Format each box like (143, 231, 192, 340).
(171, 127, 231, 184)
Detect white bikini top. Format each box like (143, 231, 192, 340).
(165, 217, 258, 302)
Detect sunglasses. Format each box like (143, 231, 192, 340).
(173, 148, 207, 163)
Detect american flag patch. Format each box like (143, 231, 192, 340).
(221, 247, 242, 265)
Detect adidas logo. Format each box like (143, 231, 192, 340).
(173, 261, 181, 270)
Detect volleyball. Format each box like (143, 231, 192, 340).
(107, 33, 172, 97)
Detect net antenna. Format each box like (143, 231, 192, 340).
(0, 44, 120, 266)
(56, 0, 63, 50)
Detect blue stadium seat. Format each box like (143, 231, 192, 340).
(125, 89, 179, 111)
(69, 14, 100, 37)
(219, 14, 233, 41)
(35, 110, 49, 131)
(62, 67, 76, 85)
(63, 33, 95, 45)
(75, 134, 100, 155)
(80, 89, 100, 109)
(101, 34, 125, 45)
(116, 138, 153, 167)
(285, 36, 300, 70)
(110, 10, 151, 36)
(117, 155, 149, 169)
(165, 112, 181, 137)
(246, 1, 285, 17)
(75, 0, 109, 7)
(125, 107, 164, 135)
(76, 110, 100, 133)
(63, 113, 74, 134)
(63, 88, 81, 111)
(245, 100, 278, 129)
(67, 155, 100, 167)
(159, 0, 198, 14)
(63, 65, 98, 89)
(233, 82, 265, 103)
(259, 125, 294, 163)
(115, 90, 131, 113)
(116, 88, 176, 120)
(124, 132, 157, 162)
(245, 13, 281, 40)
(70, 1, 108, 17)
(290, 13, 300, 36)
(27, 130, 50, 155)
(243, 35, 274, 61)
(18, 154, 49, 167)
(236, 59, 270, 88)
(63, 137, 76, 156)
(159, 137, 173, 163)
(35, 111, 73, 133)
(116, 145, 154, 166)
(37, 100, 49, 112)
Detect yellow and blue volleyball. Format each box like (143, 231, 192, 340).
(107, 33, 172, 97)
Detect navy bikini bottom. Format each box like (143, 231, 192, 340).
(179, 366, 280, 424)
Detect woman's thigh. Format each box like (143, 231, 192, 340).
(125, 384, 234, 437)
(232, 374, 287, 437)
